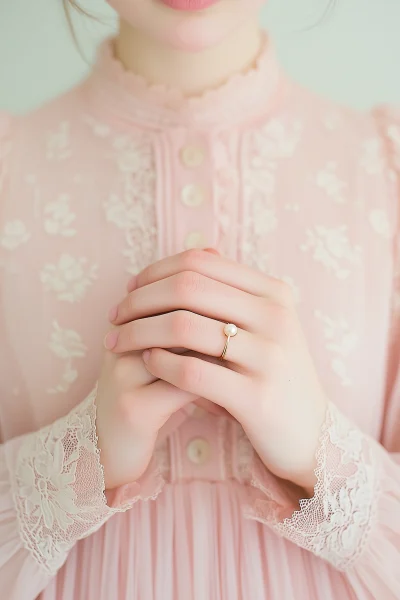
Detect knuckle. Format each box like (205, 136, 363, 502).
(171, 310, 196, 344)
(178, 357, 202, 390)
(119, 293, 135, 321)
(268, 303, 293, 338)
(139, 263, 157, 286)
(174, 270, 205, 300)
(180, 249, 207, 273)
(274, 279, 295, 307)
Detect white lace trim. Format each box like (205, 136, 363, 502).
(250, 403, 379, 571)
(10, 389, 163, 574)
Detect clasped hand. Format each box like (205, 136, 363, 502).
(104, 249, 328, 492)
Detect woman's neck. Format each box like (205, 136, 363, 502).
(114, 19, 263, 96)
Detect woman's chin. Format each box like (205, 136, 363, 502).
(163, 17, 236, 52)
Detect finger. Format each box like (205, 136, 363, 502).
(142, 349, 247, 417)
(139, 378, 198, 427)
(113, 272, 265, 333)
(125, 248, 220, 294)
(135, 249, 294, 306)
(107, 311, 267, 373)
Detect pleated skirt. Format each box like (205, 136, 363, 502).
(41, 481, 360, 600)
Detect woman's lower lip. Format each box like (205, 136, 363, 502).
(160, 0, 219, 11)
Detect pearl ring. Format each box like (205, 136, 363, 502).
(220, 323, 238, 360)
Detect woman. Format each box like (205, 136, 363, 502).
(0, 0, 399, 598)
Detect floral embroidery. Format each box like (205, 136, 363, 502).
(369, 209, 391, 239)
(12, 388, 164, 573)
(0, 220, 31, 250)
(103, 132, 157, 274)
(44, 194, 77, 237)
(316, 162, 347, 204)
(322, 111, 343, 132)
(284, 203, 300, 212)
(13, 391, 108, 572)
(255, 118, 303, 158)
(248, 404, 378, 571)
(300, 225, 362, 279)
(46, 121, 71, 161)
(360, 138, 385, 175)
(40, 254, 98, 302)
(48, 321, 87, 394)
(83, 115, 112, 138)
(274, 404, 377, 570)
(315, 310, 358, 386)
(213, 134, 240, 258)
(242, 118, 303, 272)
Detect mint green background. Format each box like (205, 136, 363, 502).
(0, 0, 399, 113)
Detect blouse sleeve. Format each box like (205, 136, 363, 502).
(245, 107, 400, 599)
(0, 115, 164, 600)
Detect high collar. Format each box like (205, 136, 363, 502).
(85, 34, 284, 130)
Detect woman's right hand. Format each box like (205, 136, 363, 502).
(95, 346, 196, 491)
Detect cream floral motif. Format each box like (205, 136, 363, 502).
(322, 111, 343, 132)
(83, 115, 111, 139)
(13, 388, 165, 573)
(284, 203, 300, 212)
(256, 118, 303, 158)
(316, 162, 347, 204)
(99, 130, 157, 275)
(13, 391, 108, 572)
(40, 254, 98, 302)
(369, 209, 392, 239)
(360, 138, 385, 175)
(46, 121, 71, 161)
(243, 118, 304, 272)
(0, 220, 30, 250)
(271, 403, 378, 570)
(47, 321, 87, 394)
(300, 225, 362, 279)
(315, 310, 358, 386)
(44, 194, 77, 237)
(213, 134, 240, 257)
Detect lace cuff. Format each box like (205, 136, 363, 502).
(4, 388, 164, 575)
(246, 403, 380, 571)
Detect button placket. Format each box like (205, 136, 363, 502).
(168, 132, 214, 253)
(180, 144, 206, 169)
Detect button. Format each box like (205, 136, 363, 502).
(181, 184, 205, 208)
(186, 438, 211, 465)
(184, 231, 208, 250)
(180, 145, 205, 168)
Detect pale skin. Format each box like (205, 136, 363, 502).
(104, 250, 328, 496)
(94, 0, 327, 499)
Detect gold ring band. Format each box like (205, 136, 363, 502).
(220, 323, 238, 360)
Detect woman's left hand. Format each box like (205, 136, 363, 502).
(106, 249, 328, 492)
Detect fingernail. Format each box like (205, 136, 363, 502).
(104, 330, 119, 350)
(108, 305, 118, 322)
(204, 248, 219, 255)
(127, 275, 137, 293)
(142, 349, 151, 363)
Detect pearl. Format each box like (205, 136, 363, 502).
(224, 323, 238, 337)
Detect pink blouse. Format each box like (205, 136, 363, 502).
(1, 36, 400, 600)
